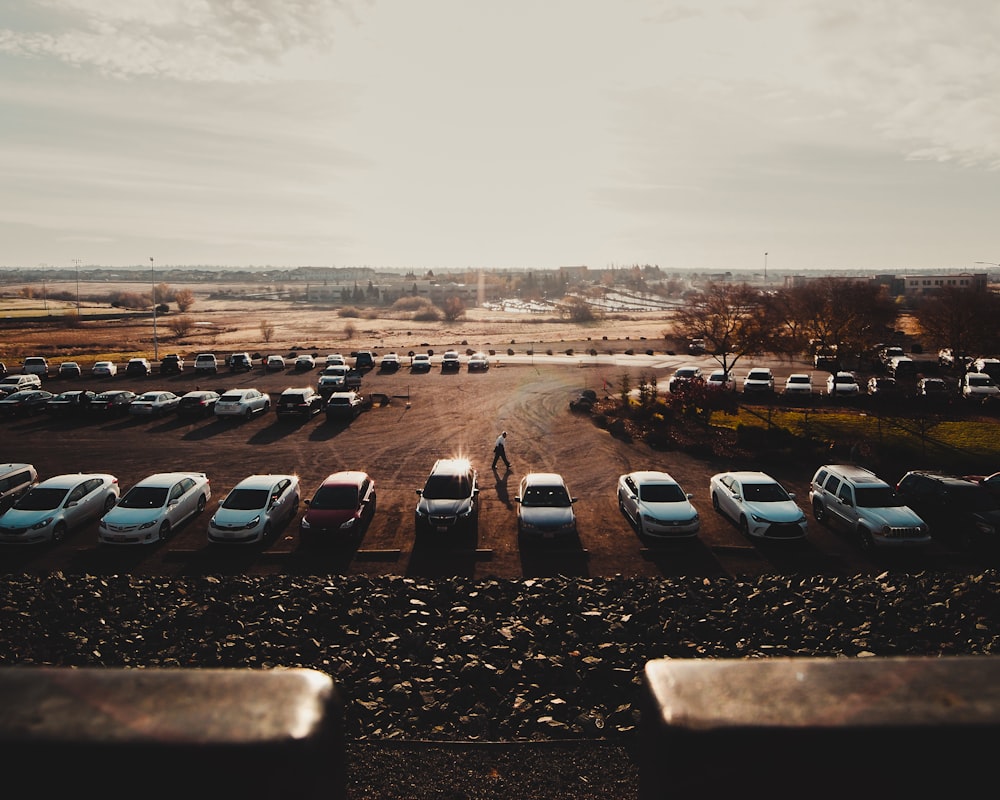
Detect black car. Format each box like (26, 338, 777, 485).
(569, 389, 598, 412)
(895, 471, 1000, 550)
(275, 388, 324, 419)
(88, 390, 137, 416)
(160, 354, 184, 375)
(0, 362, 7, 379)
(177, 390, 221, 418)
(45, 390, 97, 415)
(0, 390, 54, 417)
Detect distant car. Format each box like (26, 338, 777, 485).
(781, 373, 813, 398)
(0, 462, 37, 512)
(227, 352, 254, 372)
(617, 471, 699, 538)
(265, 355, 286, 372)
(91, 361, 118, 378)
(207, 474, 300, 544)
(294, 354, 316, 371)
(22, 357, 49, 377)
(354, 351, 376, 371)
(971, 357, 1000, 381)
(826, 372, 860, 396)
(569, 389, 598, 412)
(325, 354, 347, 367)
(916, 377, 951, 399)
(159, 354, 184, 375)
(98, 471, 211, 545)
(89, 390, 137, 416)
(961, 372, 1000, 400)
(129, 391, 181, 416)
(516, 472, 578, 541)
(124, 358, 151, 377)
(0, 390, 54, 417)
(938, 348, 957, 368)
(317, 365, 349, 395)
(324, 390, 366, 420)
(709, 470, 807, 540)
(194, 353, 218, 374)
(667, 366, 704, 393)
(176, 390, 221, 418)
(0, 374, 42, 393)
(379, 353, 401, 372)
(214, 388, 271, 419)
(742, 368, 775, 394)
(411, 354, 432, 373)
(441, 350, 461, 372)
(468, 352, 490, 372)
(687, 338, 706, 355)
(57, 362, 82, 379)
(705, 370, 735, 392)
(276, 387, 324, 419)
(0, 473, 119, 545)
(414, 458, 480, 538)
(44, 390, 97, 415)
(867, 376, 898, 397)
(299, 471, 377, 543)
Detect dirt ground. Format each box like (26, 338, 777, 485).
(0, 294, 990, 579)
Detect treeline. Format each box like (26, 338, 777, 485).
(16, 283, 195, 313)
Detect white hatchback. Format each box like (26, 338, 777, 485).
(0, 473, 119, 545)
(98, 472, 211, 544)
(208, 474, 300, 544)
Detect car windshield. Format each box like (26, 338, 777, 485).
(855, 487, 901, 507)
(279, 394, 307, 404)
(835, 376, 856, 384)
(640, 483, 686, 503)
(14, 487, 67, 511)
(222, 488, 269, 510)
(748, 371, 770, 380)
(309, 485, 358, 510)
(118, 486, 169, 509)
(675, 369, 697, 378)
(422, 475, 472, 500)
(788, 376, 810, 384)
(742, 482, 789, 502)
(969, 376, 993, 387)
(137, 393, 160, 402)
(522, 485, 571, 507)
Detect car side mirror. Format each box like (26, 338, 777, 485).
(304, 499, 311, 506)
(570, 497, 578, 503)
(733, 494, 742, 502)
(515, 497, 522, 503)
(787, 492, 796, 499)
(686, 493, 693, 500)
(415, 489, 423, 496)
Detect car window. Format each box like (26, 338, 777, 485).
(522, 485, 571, 506)
(743, 482, 789, 502)
(423, 474, 472, 500)
(855, 487, 900, 507)
(837, 484, 854, 505)
(67, 481, 88, 503)
(119, 486, 168, 509)
(14, 487, 67, 511)
(814, 469, 828, 486)
(640, 483, 686, 503)
(311, 485, 359, 509)
(222, 488, 269, 510)
(824, 475, 841, 493)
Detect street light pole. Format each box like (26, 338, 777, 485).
(150, 257, 158, 361)
(73, 258, 81, 316)
(764, 251, 768, 283)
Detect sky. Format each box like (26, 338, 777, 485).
(1, 0, 998, 273)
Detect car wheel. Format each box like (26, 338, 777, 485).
(262, 522, 272, 542)
(244, 408, 252, 419)
(51, 522, 67, 544)
(712, 493, 721, 512)
(636, 516, 647, 538)
(812, 501, 826, 523)
(197, 495, 207, 514)
(159, 520, 172, 541)
(739, 516, 751, 537)
(858, 526, 875, 551)
(103, 495, 116, 513)
(618, 493, 626, 514)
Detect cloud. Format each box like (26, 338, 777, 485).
(0, 0, 358, 81)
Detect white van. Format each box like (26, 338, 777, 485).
(0, 463, 38, 512)
(0, 374, 43, 393)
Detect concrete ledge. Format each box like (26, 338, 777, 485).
(640, 655, 999, 799)
(0, 666, 344, 799)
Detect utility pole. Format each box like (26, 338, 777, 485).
(764, 252, 768, 283)
(72, 258, 81, 315)
(150, 257, 158, 361)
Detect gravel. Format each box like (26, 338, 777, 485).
(3, 570, 999, 797)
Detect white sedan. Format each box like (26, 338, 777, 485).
(128, 391, 181, 416)
(782, 373, 814, 397)
(826, 372, 860, 396)
(617, 471, 699, 538)
(92, 361, 118, 378)
(0, 473, 119, 545)
(208, 474, 300, 544)
(705, 370, 735, 392)
(214, 388, 271, 418)
(709, 470, 807, 540)
(98, 472, 211, 544)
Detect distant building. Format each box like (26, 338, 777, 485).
(901, 273, 987, 296)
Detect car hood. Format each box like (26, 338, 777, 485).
(520, 506, 575, 526)
(863, 506, 926, 528)
(212, 506, 264, 526)
(102, 506, 163, 526)
(302, 508, 356, 527)
(0, 508, 55, 528)
(418, 498, 473, 517)
(744, 500, 803, 522)
(641, 500, 698, 521)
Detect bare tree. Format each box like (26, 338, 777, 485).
(912, 287, 1000, 359)
(167, 315, 194, 338)
(441, 295, 466, 322)
(672, 283, 768, 377)
(174, 289, 196, 313)
(259, 319, 276, 343)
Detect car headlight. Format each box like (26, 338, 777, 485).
(750, 513, 770, 523)
(31, 517, 54, 530)
(339, 518, 357, 530)
(245, 515, 261, 530)
(300, 517, 311, 530)
(139, 520, 157, 530)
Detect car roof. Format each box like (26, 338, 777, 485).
(318, 470, 369, 487)
(522, 472, 566, 485)
(626, 470, 678, 484)
(281, 387, 313, 394)
(231, 474, 296, 490)
(722, 471, 778, 483)
(133, 472, 206, 486)
(431, 458, 474, 474)
(35, 473, 113, 488)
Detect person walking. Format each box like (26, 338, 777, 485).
(492, 430, 511, 470)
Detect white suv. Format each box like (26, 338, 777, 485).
(22, 357, 49, 377)
(742, 368, 774, 394)
(194, 353, 218, 374)
(809, 464, 930, 551)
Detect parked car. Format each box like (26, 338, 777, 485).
(265, 355, 286, 372)
(317, 365, 349, 395)
(57, 362, 82, 379)
(742, 368, 775, 395)
(569, 388, 598, 412)
(781, 373, 813, 398)
(299, 471, 376, 543)
(128, 390, 181, 416)
(972, 357, 1000, 381)
(98, 471, 210, 545)
(207, 474, 300, 544)
(617, 471, 699, 538)
(516, 472, 578, 541)
(414, 458, 480, 538)
(867, 376, 898, 397)
(214, 388, 271, 419)
(124, 358, 151, 377)
(441, 350, 461, 372)
(895, 471, 1000, 551)
(0, 362, 6, 380)
(325, 354, 347, 367)
(176, 390, 221, 418)
(159, 354, 184, 375)
(275, 387, 324, 419)
(938, 348, 958, 368)
(88, 390, 137, 416)
(916, 377, 951, 400)
(961, 372, 1000, 400)
(667, 366, 704, 393)
(809, 464, 930, 551)
(22, 357, 49, 377)
(354, 351, 376, 371)
(0, 389, 54, 417)
(44, 389, 97, 415)
(0, 472, 119, 545)
(705, 370, 735, 392)
(325, 390, 367, 420)
(294, 354, 316, 371)
(411, 353, 432, 373)
(91, 361, 118, 378)
(379, 353, 401, 372)
(0, 463, 39, 513)
(709, 470, 807, 540)
(194, 353, 218, 374)
(888, 355, 916, 379)
(826, 371, 860, 396)
(227, 352, 254, 372)
(468, 352, 490, 372)
(687, 338, 706, 355)
(0, 374, 42, 393)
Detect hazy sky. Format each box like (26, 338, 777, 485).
(2, 1, 998, 272)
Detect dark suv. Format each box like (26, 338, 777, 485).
(160, 354, 184, 375)
(895, 471, 1000, 550)
(227, 352, 254, 372)
(414, 458, 479, 538)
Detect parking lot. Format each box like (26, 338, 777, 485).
(1, 353, 994, 579)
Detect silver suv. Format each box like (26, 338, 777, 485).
(414, 458, 479, 538)
(809, 464, 930, 551)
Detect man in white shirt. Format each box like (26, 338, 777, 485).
(491, 431, 510, 470)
